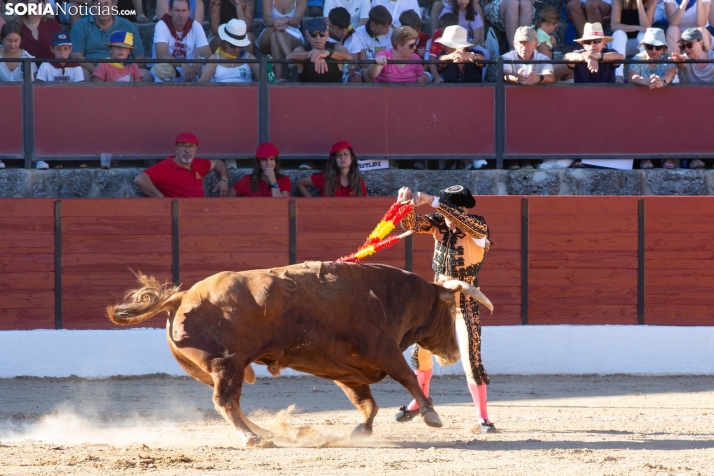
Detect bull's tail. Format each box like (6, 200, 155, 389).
(107, 272, 185, 325)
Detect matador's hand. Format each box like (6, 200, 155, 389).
(397, 186, 413, 204)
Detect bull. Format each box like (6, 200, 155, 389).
(107, 261, 493, 447)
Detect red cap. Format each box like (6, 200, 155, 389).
(175, 132, 199, 145)
(256, 142, 279, 159)
(330, 141, 353, 155)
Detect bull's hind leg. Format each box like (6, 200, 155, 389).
(335, 381, 378, 438)
(210, 358, 274, 447)
(376, 349, 443, 428)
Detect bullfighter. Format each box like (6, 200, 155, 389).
(394, 185, 496, 433)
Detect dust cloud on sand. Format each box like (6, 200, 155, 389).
(1, 374, 714, 475)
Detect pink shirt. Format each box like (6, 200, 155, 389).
(92, 63, 142, 82)
(374, 49, 424, 84)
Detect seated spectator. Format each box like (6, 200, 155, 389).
(664, 0, 711, 52)
(296, 141, 367, 197)
(91, 32, 143, 82)
(0, 21, 37, 82)
(627, 28, 678, 169)
(672, 27, 714, 82)
(259, 0, 307, 81)
(200, 19, 258, 82)
(567, 0, 612, 39)
(324, 0, 370, 28)
(372, 0, 420, 27)
(399, 10, 430, 61)
(327, 7, 357, 44)
(433, 0, 486, 45)
(286, 17, 352, 82)
(209, 0, 252, 53)
(18, 0, 63, 64)
(229, 143, 291, 197)
(70, 0, 148, 81)
(534, 6, 572, 81)
(435, 25, 486, 83)
(36, 32, 84, 82)
(348, 5, 393, 82)
(611, 0, 657, 81)
(364, 26, 430, 83)
(484, 0, 535, 48)
(151, 0, 212, 83)
(134, 133, 230, 198)
(565, 22, 624, 83)
(427, 12, 458, 83)
(158, 0, 206, 24)
(502, 26, 554, 85)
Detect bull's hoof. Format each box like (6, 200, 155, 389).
(350, 424, 373, 439)
(244, 436, 276, 448)
(422, 410, 443, 428)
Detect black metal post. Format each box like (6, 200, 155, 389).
(172, 200, 180, 286)
(54, 200, 62, 330)
(289, 199, 296, 264)
(22, 58, 34, 169)
(521, 197, 529, 325)
(638, 199, 645, 325)
(405, 234, 413, 272)
(259, 56, 270, 144)
(495, 57, 505, 170)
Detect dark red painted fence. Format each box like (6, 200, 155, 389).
(1, 196, 713, 330)
(0, 85, 23, 156)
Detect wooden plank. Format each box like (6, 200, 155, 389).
(0, 253, 54, 273)
(62, 269, 172, 290)
(181, 235, 288, 253)
(478, 250, 521, 269)
(180, 216, 288, 235)
(181, 252, 289, 269)
(0, 234, 54, 253)
(529, 234, 638, 252)
(0, 292, 54, 308)
(0, 199, 55, 217)
(529, 305, 638, 324)
(646, 233, 714, 251)
(294, 197, 396, 216)
(63, 234, 172, 254)
(646, 214, 714, 233)
(643, 289, 714, 305)
(529, 285, 637, 303)
(0, 308, 55, 330)
(529, 197, 639, 216)
(62, 310, 165, 330)
(645, 314, 714, 326)
(62, 199, 171, 217)
(530, 268, 637, 286)
(645, 268, 714, 284)
(62, 217, 171, 235)
(179, 198, 289, 217)
(531, 251, 637, 269)
(645, 305, 714, 326)
(0, 217, 54, 234)
(478, 268, 521, 282)
(62, 253, 172, 272)
(643, 197, 714, 216)
(530, 214, 637, 234)
(0, 272, 54, 292)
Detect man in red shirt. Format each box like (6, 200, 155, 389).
(134, 132, 230, 198)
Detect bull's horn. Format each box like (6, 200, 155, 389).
(441, 280, 494, 313)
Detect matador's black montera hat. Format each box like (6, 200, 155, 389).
(438, 185, 475, 209)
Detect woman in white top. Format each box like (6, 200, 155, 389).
(201, 19, 259, 82)
(0, 21, 37, 82)
(259, 0, 307, 80)
(664, 0, 711, 51)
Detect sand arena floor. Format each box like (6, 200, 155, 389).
(0, 374, 712, 475)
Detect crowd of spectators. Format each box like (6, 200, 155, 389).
(2, 0, 714, 170)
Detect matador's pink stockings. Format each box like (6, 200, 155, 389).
(468, 383, 489, 421)
(406, 369, 433, 411)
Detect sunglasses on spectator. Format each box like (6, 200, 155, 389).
(402, 42, 417, 49)
(176, 143, 197, 149)
(644, 44, 665, 51)
(309, 31, 327, 38)
(581, 39, 603, 45)
(679, 41, 698, 49)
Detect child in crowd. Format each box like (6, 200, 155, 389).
(534, 6, 572, 82)
(327, 7, 356, 45)
(92, 32, 143, 83)
(427, 12, 458, 82)
(36, 32, 84, 82)
(399, 10, 430, 60)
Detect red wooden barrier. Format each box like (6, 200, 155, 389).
(528, 197, 639, 324)
(505, 86, 714, 155)
(644, 197, 714, 325)
(61, 199, 172, 329)
(179, 199, 290, 289)
(0, 85, 23, 155)
(269, 85, 495, 156)
(33, 84, 259, 156)
(0, 200, 54, 330)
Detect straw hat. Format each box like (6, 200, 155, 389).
(574, 22, 613, 43)
(638, 28, 667, 49)
(219, 19, 252, 47)
(435, 25, 473, 49)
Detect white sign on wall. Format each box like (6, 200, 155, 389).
(358, 160, 389, 171)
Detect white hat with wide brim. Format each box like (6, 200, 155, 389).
(435, 25, 473, 49)
(219, 19, 252, 47)
(638, 27, 667, 49)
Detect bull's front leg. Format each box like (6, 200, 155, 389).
(210, 357, 275, 447)
(335, 381, 378, 438)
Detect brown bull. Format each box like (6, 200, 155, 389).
(107, 261, 493, 447)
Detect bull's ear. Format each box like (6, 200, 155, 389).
(437, 286, 456, 302)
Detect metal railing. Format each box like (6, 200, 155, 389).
(1, 55, 713, 169)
